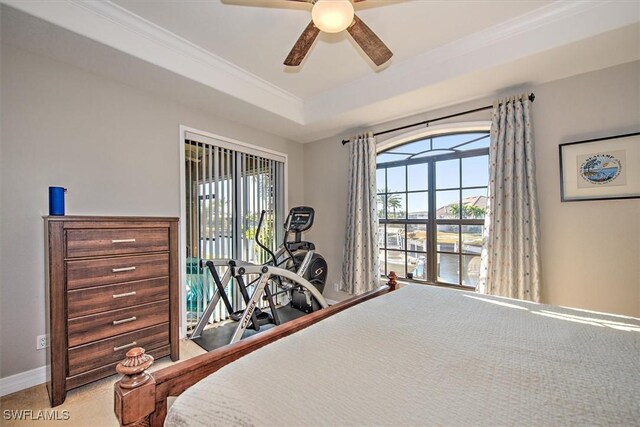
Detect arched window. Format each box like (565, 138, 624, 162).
(376, 122, 490, 288)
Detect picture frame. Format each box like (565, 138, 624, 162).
(559, 132, 640, 202)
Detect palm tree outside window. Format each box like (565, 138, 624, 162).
(377, 129, 489, 288)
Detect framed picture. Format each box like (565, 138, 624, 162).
(559, 132, 640, 202)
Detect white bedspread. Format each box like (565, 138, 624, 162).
(166, 285, 640, 426)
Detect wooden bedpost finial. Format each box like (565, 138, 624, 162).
(115, 347, 156, 427)
(387, 271, 398, 291)
(116, 347, 154, 389)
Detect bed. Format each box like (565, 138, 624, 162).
(114, 282, 640, 426)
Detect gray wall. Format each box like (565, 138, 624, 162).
(306, 61, 640, 317)
(1, 41, 639, 382)
(533, 61, 639, 316)
(0, 44, 304, 378)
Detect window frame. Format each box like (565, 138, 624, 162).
(377, 122, 491, 289)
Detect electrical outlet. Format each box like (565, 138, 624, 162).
(333, 283, 340, 292)
(36, 334, 48, 350)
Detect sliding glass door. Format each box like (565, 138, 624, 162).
(184, 135, 286, 331)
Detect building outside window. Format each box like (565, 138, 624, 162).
(377, 128, 489, 288)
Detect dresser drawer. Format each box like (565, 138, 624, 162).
(46, 216, 179, 407)
(68, 324, 168, 377)
(67, 253, 168, 290)
(68, 277, 169, 318)
(68, 300, 169, 347)
(66, 228, 168, 258)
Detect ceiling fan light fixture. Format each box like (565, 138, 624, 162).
(311, 0, 354, 33)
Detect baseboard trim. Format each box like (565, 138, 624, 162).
(0, 366, 47, 397)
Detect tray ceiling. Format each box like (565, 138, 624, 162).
(2, 0, 639, 142)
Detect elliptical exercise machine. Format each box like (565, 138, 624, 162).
(189, 206, 328, 346)
(260, 206, 328, 312)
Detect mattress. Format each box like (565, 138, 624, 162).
(166, 285, 640, 426)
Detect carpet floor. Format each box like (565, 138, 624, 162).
(0, 339, 206, 426)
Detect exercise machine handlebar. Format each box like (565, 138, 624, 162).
(255, 210, 278, 267)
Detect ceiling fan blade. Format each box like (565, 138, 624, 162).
(347, 15, 392, 66)
(284, 21, 320, 66)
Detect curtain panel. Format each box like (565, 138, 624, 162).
(478, 95, 542, 302)
(341, 133, 380, 295)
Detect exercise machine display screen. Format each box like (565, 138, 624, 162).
(288, 207, 315, 232)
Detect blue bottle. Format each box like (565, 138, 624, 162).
(49, 187, 66, 216)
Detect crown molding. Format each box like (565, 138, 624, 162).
(305, 0, 640, 122)
(1, 0, 306, 124)
(2, 0, 637, 131)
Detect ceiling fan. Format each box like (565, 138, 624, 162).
(283, 0, 393, 67)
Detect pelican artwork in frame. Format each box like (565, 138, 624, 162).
(559, 132, 640, 202)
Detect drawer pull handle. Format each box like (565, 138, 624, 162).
(112, 266, 136, 273)
(112, 291, 136, 299)
(113, 341, 137, 352)
(113, 316, 137, 325)
(112, 238, 136, 243)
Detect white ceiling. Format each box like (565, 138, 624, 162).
(109, 0, 554, 99)
(2, 0, 639, 143)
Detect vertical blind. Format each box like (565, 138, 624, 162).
(184, 134, 285, 330)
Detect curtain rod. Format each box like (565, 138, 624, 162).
(341, 93, 535, 145)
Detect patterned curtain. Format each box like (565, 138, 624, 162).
(478, 95, 542, 302)
(340, 133, 380, 295)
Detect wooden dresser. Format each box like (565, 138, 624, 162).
(44, 216, 179, 407)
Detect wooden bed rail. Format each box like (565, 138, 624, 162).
(114, 276, 398, 426)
